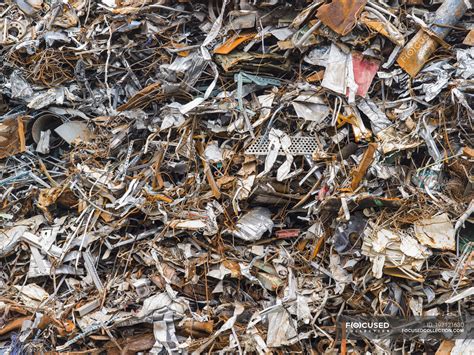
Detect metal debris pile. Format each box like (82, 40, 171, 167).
(0, 0, 473, 353)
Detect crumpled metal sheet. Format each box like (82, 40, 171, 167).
(316, 0, 367, 36)
(0, 0, 473, 353)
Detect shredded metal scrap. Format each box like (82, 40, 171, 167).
(0, 0, 473, 353)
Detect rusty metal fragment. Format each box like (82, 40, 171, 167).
(360, 11, 405, 46)
(351, 142, 377, 190)
(214, 32, 256, 54)
(0, 0, 473, 353)
(463, 29, 474, 46)
(0, 117, 26, 159)
(397, 0, 470, 76)
(316, 0, 367, 36)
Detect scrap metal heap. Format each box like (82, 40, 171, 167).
(0, 0, 473, 353)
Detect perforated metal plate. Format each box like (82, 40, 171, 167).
(245, 136, 319, 156)
(0, 21, 28, 45)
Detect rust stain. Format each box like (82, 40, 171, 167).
(0, 116, 27, 159)
(397, 0, 468, 77)
(180, 320, 214, 336)
(360, 12, 405, 46)
(310, 235, 325, 260)
(316, 0, 367, 36)
(463, 29, 474, 46)
(222, 259, 241, 277)
(306, 69, 325, 83)
(397, 30, 438, 77)
(462, 146, 474, 158)
(144, 193, 173, 203)
(172, 42, 190, 57)
(214, 32, 256, 55)
(351, 142, 377, 191)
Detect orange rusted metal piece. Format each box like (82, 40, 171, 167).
(351, 142, 377, 191)
(360, 12, 405, 46)
(316, 0, 367, 36)
(214, 32, 256, 55)
(464, 29, 474, 46)
(0, 116, 26, 159)
(397, 0, 469, 77)
(397, 30, 440, 77)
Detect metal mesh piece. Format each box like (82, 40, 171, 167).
(245, 136, 319, 156)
